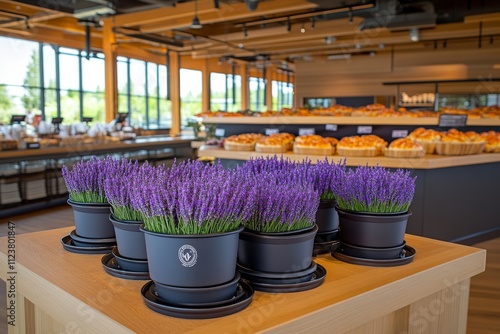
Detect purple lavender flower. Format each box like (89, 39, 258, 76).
(62, 156, 119, 203)
(334, 165, 416, 213)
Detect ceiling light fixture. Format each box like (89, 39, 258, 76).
(286, 17, 291, 32)
(311, 17, 315, 29)
(348, 7, 353, 23)
(190, 0, 202, 29)
(409, 27, 419, 42)
(300, 23, 305, 33)
(213, 0, 219, 9)
(243, 23, 248, 38)
(324, 36, 336, 44)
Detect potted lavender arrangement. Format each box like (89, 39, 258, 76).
(237, 160, 321, 287)
(135, 160, 254, 305)
(104, 158, 149, 272)
(62, 156, 116, 240)
(333, 165, 416, 260)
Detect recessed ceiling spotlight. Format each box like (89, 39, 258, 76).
(300, 23, 305, 34)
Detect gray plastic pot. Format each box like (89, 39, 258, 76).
(315, 199, 339, 233)
(141, 225, 243, 288)
(238, 225, 318, 274)
(110, 214, 147, 260)
(68, 199, 114, 239)
(337, 206, 412, 248)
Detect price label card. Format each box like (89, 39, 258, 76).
(215, 128, 225, 137)
(299, 128, 315, 136)
(357, 126, 372, 134)
(265, 128, 280, 135)
(438, 114, 467, 127)
(325, 124, 338, 131)
(392, 130, 409, 138)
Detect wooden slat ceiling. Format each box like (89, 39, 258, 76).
(1, 0, 500, 66)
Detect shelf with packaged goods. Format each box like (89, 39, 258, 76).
(202, 116, 500, 126)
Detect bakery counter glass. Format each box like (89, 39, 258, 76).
(0, 226, 486, 334)
(198, 146, 500, 245)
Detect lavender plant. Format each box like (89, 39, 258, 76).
(238, 164, 319, 233)
(62, 156, 117, 203)
(134, 160, 255, 235)
(312, 158, 347, 201)
(334, 165, 416, 213)
(103, 158, 142, 221)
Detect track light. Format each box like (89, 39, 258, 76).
(348, 7, 353, 23)
(190, 0, 202, 29)
(311, 17, 315, 29)
(409, 27, 419, 42)
(300, 23, 305, 34)
(286, 17, 291, 32)
(213, 0, 219, 9)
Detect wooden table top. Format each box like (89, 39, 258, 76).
(0, 227, 486, 334)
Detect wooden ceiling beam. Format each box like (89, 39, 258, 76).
(138, 0, 317, 34)
(106, 0, 216, 27)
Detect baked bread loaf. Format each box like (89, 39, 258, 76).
(384, 138, 425, 158)
(293, 135, 336, 155)
(224, 133, 263, 151)
(337, 135, 387, 157)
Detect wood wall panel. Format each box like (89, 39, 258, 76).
(295, 42, 500, 105)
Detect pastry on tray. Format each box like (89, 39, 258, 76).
(408, 127, 442, 154)
(435, 129, 486, 155)
(224, 133, 264, 151)
(337, 135, 387, 157)
(255, 133, 293, 153)
(384, 138, 425, 158)
(293, 135, 336, 155)
(480, 131, 500, 153)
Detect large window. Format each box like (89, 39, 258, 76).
(117, 57, 171, 129)
(0, 36, 105, 125)
(249, 76, 266, 112)
(180, 68, 202, 126)
(0, 36, 170, 129)
(210, 72, 241, 112)
(272, 80, 294, 110)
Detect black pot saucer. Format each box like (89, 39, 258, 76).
(101, 253, 150, 280)
(313, 241, 339, 256)
(111, 247, 149, 272)
(70, 229, 116, 245)
(141, 280, 254, 319)
(237, 261, 317, 284)
(247, 263, 326, 293)
(332, 245, 416, 267)
(150, 281, 247, 309)
(61, 235, 115, 254)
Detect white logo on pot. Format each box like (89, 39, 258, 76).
(178, 244, 197, 267)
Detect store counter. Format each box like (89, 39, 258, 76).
(198, 146, 500, 244)
(0, 226, 485, 334)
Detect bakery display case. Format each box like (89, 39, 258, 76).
(199, 114, 500, 245)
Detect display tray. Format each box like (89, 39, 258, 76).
(247, 263, 326, 293)
(336, 146, 378, 157)
(101, 253, 150, 280)
(332, 245, 416, 267)
(141, 280, 254, 319)
(61, 235, 115, 254)
(293, 144, 335, 156)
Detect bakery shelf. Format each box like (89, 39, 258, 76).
(202, 116, 500, 126)
(199, 146, 500, 170)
